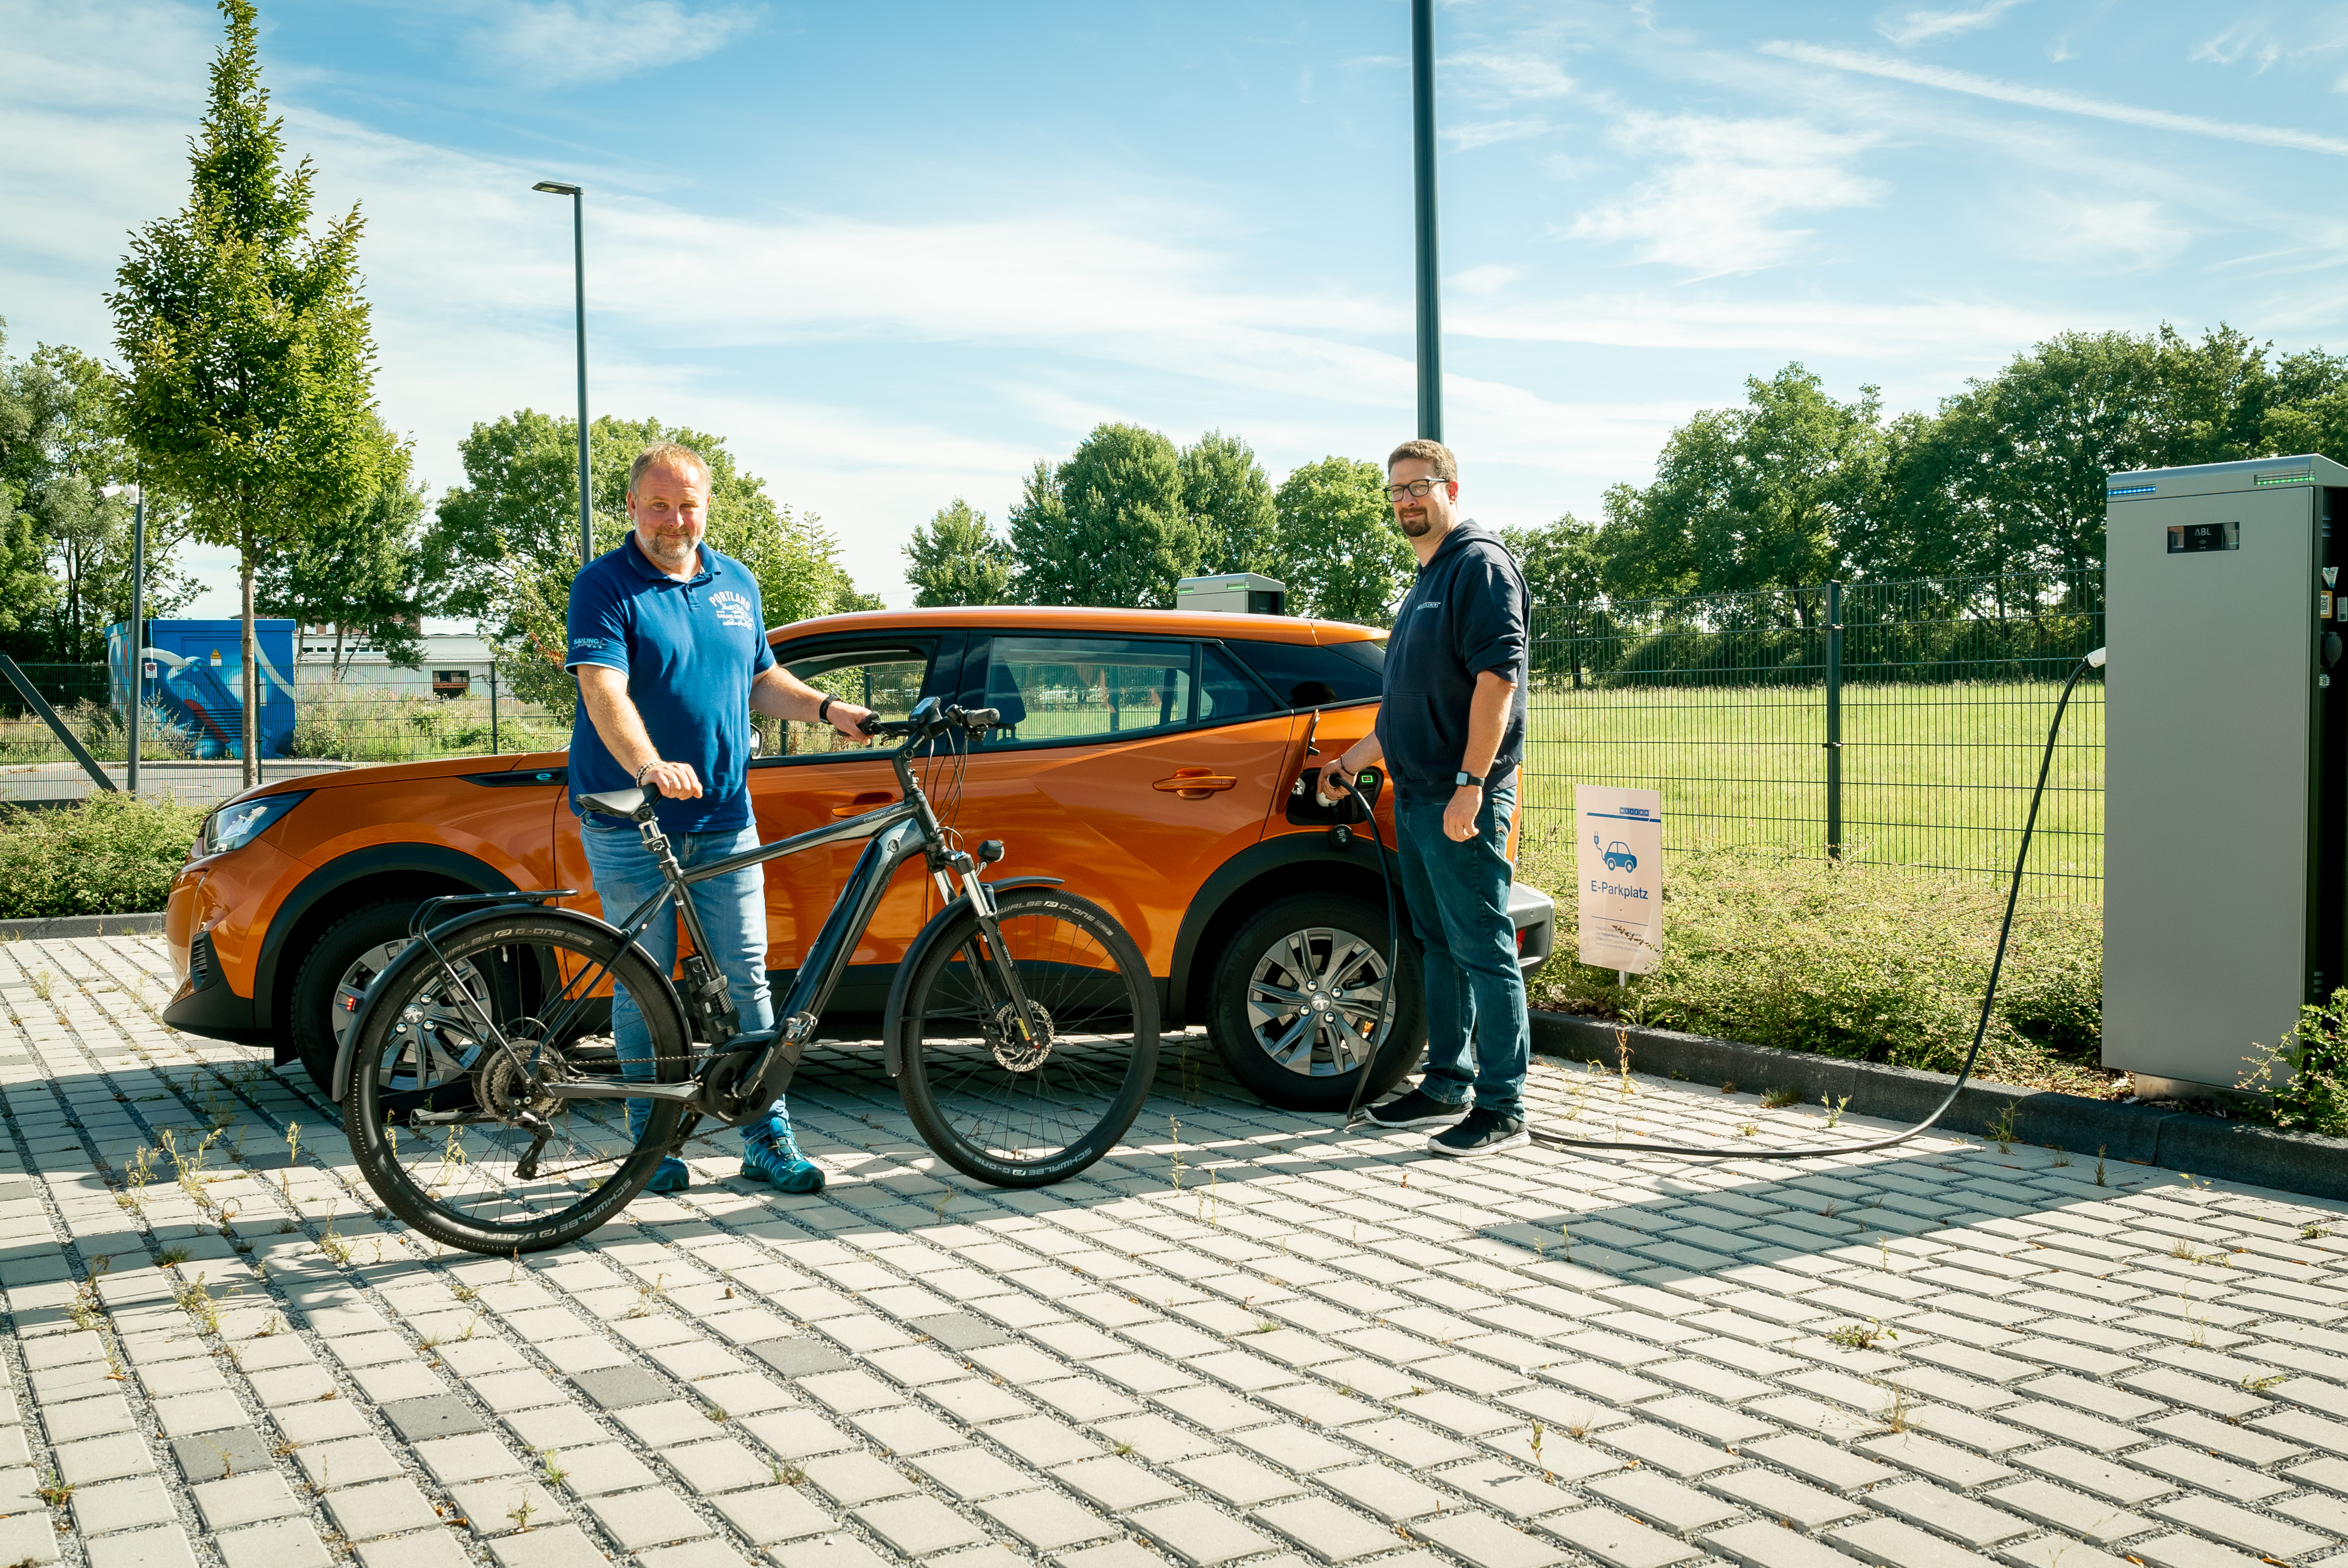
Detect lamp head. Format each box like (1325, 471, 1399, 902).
(532, 180, 582, 196)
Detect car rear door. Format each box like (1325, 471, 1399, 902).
(747, 632, 962, 1009)
(952, 632, 1295, 977)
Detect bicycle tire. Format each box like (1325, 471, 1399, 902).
(343, 909, 691, 1255)
(897, 886, 1158, 1187)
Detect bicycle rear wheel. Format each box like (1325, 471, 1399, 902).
(343, 910, 690, 1254)
(897, 886, 1157, 1187)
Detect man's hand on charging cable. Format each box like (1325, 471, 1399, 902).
(639, 760, 704, 800)
(1444, 784, 1481, 842)
(1321, 753, 1363, 803)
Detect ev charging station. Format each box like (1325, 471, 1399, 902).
(2104, 453, 2348, 1096)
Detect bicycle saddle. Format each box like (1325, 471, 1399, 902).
(578, 786, 652, 819)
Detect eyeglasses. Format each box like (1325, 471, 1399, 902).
(1385, 478, 1446, 502)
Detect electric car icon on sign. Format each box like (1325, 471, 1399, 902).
(159, 604, 1557, 1117)
(1603, 840, 1639, 873)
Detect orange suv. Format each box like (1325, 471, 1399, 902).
(163, 607, 1556, 1111)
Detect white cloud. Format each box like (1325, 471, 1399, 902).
(1449, 293, 2065, 362)
(462, 0, 764, 89)
(2003, 192, 2190, 272)
(1451, 52, 1577, 101)
(1569, 113, 1883, 276)
(1450, 265, 1522, 297)
(1875, 0, 2030, 48)
(1762, 40, 2348, 157)
(1445, 118, 1552, 152)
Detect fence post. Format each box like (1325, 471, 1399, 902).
(1825, 579, 1844, 860)
(0, 653, 116, 793)
(490, 663, 500, 756)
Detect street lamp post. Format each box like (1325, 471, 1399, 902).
(1412, 0, 1442, 443)
(127, 486, 144, 796)
(533, 179, 593, 565)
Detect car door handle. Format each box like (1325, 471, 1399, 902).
(831, 791, 899, 817)
(1154, 770, 1238, 799)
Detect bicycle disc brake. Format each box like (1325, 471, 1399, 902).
(988, 1002, 1055, 1072)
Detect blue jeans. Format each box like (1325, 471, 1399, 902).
(1395, 777, 1530, 1120)
(578, 817, 776, 1145)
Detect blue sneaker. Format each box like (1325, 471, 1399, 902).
(641, 1156, 690, 1195)
(740, 1107, 825, 1194)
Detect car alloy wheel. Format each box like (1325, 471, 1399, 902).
(1244, 925, 1392, 1079)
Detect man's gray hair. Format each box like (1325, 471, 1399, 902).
(628, 441, 713, 497)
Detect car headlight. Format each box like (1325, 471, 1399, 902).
(202, 791, 312, 856)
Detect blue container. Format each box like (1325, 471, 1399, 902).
(108, 618, 297, 760)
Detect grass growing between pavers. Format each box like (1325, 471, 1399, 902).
(1518, 834, 2112, 1097)
(8, 933, 2348, 1568)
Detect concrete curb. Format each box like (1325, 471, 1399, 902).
(0, 912, 165, 939)
(1532, 1009, 2348, 1203)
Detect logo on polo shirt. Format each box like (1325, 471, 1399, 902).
(710, 590, 755, 631)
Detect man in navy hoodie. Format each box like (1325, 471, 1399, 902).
(1322, 439, 1532, 1156)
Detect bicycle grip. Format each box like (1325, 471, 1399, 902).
(962, 707, 1001, 729)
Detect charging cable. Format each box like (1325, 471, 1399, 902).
(1342, 646, 2105, 1161)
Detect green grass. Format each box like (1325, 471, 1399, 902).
(1521, 677, 2104, 896)
(0, 795, 208, 919)
(1518, 833, 2112, 1096)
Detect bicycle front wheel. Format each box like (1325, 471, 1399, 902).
(898, 886, 1158, 1187)
(343, 910, 691, 1254)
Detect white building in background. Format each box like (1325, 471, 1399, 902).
(297, 626, 500, 699)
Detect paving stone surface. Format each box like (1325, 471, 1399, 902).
(14, 935, 2348, 1568)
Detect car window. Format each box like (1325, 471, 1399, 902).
(1228, 637, 1385, 708)
(980, 637, 1193, 746)
(1197, 644, 1280, 724)
(769, 644, 933, 757)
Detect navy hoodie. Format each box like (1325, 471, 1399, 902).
(1374, 520, 1530, 796)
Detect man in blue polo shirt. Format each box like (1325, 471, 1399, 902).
(567, 441, 871, 1195)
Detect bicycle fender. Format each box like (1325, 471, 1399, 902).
(333, 903, 683, 1102)
(880, 876, 1065, 1078)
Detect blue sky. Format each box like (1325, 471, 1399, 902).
(8, 0, 2348, 615)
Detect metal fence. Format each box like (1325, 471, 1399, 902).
(0, 662, 568, 769)
(1520, 569, 2105, 901)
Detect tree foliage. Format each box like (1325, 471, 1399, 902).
(904, 498, 1011, 606)
(108, 0, 386, 778)
(255, 415, 428, 674)
(1008, 424, 1198, 608)
(1180, 430, 1278, 576)
(1270, 456, 1413, 625)
(424, 410, 872, 721)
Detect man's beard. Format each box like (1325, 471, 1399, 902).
(1397, 509, 1433, 537)
(646, 531, 698, 568)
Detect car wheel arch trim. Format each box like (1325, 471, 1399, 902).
(1170, 833, 1407, 1028)
(259, 844, 522, 1036)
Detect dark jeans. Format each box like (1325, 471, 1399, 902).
(1395, 777, 1529, 1120)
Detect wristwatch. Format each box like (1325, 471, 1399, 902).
(1455, 771, 1485, 789)
(818, 696, 835, 724)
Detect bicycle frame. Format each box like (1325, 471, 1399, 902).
(521, 707, 1039, 1127)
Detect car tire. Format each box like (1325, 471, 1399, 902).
(1206, 893, 1424, 1112)
(289, 900, 421, 1097)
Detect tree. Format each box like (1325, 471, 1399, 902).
(256, 417, 426, 675)
(1270, 457, 1413, 625)
(110, 0, 388, 786)
(1600, 365, 1883, 617)
(1180, 430, 1276, 576)
(1500, 514, 1610, 688)
(1009, 424, 1197, 607)
(424, 410, 872, 721)
(904, 499, 1011, 606)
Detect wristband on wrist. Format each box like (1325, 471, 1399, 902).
(818, 696, 834, 724)
(634, 760, 660, 786)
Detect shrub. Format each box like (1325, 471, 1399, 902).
(1518, 833, 2110, 1097)
(0, 795, 205, 919)
(2240, 992, 2348, 1137)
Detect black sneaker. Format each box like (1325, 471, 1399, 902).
(1366, 1089, 1469, 1130)
(1429, 1106, 1530, 1157)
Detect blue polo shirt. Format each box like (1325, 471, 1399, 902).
(565, 534, 774, 832)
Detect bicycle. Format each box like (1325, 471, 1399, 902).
(337, 698, 1160, 1256)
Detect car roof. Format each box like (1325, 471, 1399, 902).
(766, 606, 1388, 647)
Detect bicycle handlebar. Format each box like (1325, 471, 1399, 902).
(858, 702, 1001, 740)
